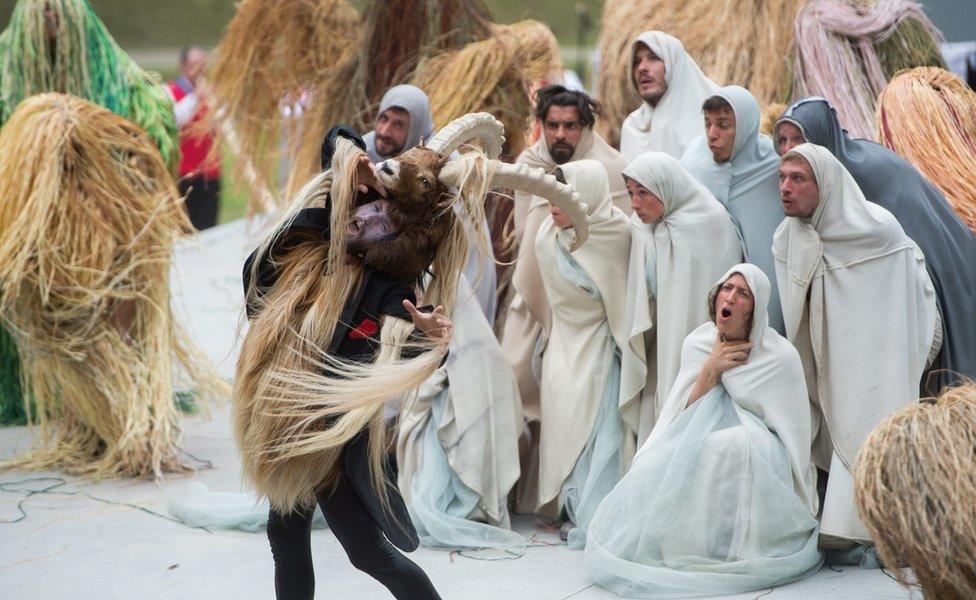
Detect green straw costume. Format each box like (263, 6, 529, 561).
(0, 0, 178, 424)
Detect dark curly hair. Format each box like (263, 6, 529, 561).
(533, 85, 602, 128)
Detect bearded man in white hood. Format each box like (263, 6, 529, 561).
(619, 31, 718, 162)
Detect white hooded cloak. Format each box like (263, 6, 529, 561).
(397, 274, 522, 551)
(618, 152, 742, 446)
(619, 31, 719, 162)
(585, 264, 821, 598)
(772, 143, 938, 543)
(535, 160, 632, 512)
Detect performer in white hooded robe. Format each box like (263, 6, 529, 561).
(586, 264, 822, 598)
(397, 275, 523, 554)
(619, 152, 741, 446)
(681, 85, 786, 334)
(773, 143, 939, 547)
(501, 86, 629, 513)
(619, 31, 719, 162)
(535, 160, 631, 546)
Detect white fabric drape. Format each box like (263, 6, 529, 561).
(535, 160, 632, 511)
(501, 126, 629, 422)
(619, 31, 719, 162)
(772, 143, 937, 542)
(397, 275, 522, 550)
(618, 152, 741, 446)
(585, 264, 822, 598)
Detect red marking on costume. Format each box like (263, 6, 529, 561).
(349, 318, 379, 340)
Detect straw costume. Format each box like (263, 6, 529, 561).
(207, 0, 362, 213)
(854, 383, 976, 599)
(234, 113, 589, 598)
(411, 20, 563, 162)
(876, 66, 976, 233)
(775, 98, 976, 393)
(0, 0, 178, 425)
(791, 0, 946, 140)
(0, 94, 225, 479)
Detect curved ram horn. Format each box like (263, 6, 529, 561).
(426, 112, 506, 159)
(440, 160, 590, 250)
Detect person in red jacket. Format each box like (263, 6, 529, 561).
(168, 45, 220, 230)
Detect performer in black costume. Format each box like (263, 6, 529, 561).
(241, 126, 447, 600)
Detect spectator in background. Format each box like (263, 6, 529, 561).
(168, 45, 220, 230)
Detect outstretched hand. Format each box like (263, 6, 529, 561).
(403, 300, 452, 348)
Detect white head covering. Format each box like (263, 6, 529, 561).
(641, 263, 818, 515)
(534, 159, 632, 507)
(501, 127, 630, 424)
(772, 143, 937, 471)
(680, 85, 786, 333)
(619, 31, 719, 162)
(618, 152, 742, 444)
(364, 84, 436, 163)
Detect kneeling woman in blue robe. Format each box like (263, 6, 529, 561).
(585, 263, 822, 598)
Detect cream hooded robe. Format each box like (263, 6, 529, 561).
(535, 160, 632, 514)
(501, 126, 629, 512)
(772, 143, 938, 543)
(501, 125, 629, 420)
(586, 264, 821, 597)
(397, 274, 522, 551)
(618, 152, 742, 447)
(619, 31, 719, 162)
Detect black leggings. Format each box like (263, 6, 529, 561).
(267, 474, 441, 600)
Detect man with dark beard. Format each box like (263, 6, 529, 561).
(498, 85, 629, 514)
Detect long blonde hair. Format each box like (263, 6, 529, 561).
(232, 139, 493, 513)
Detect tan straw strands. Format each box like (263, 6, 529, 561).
(876, 67, 976, 233)
(854, 383, 976, 599)
(595, 0, 802, 148)
(792, 0, 945, 140)
(281, 0, 491, 199)
(208, 0, 362, 214)
(412, 20, 561, 161)
(0, 94, 228, 479)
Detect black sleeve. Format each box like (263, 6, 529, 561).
(242, 207, 332, 319)
(379, 281, 416, 321)
(321, 125, 367, 170)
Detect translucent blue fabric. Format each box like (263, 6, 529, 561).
(585, 386, 822, 598)
(564, 355, 624, 549)
(407, 388, 526, 556)
(168, 483, 327, 532)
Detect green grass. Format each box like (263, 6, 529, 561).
(218, 147, 248, 224)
